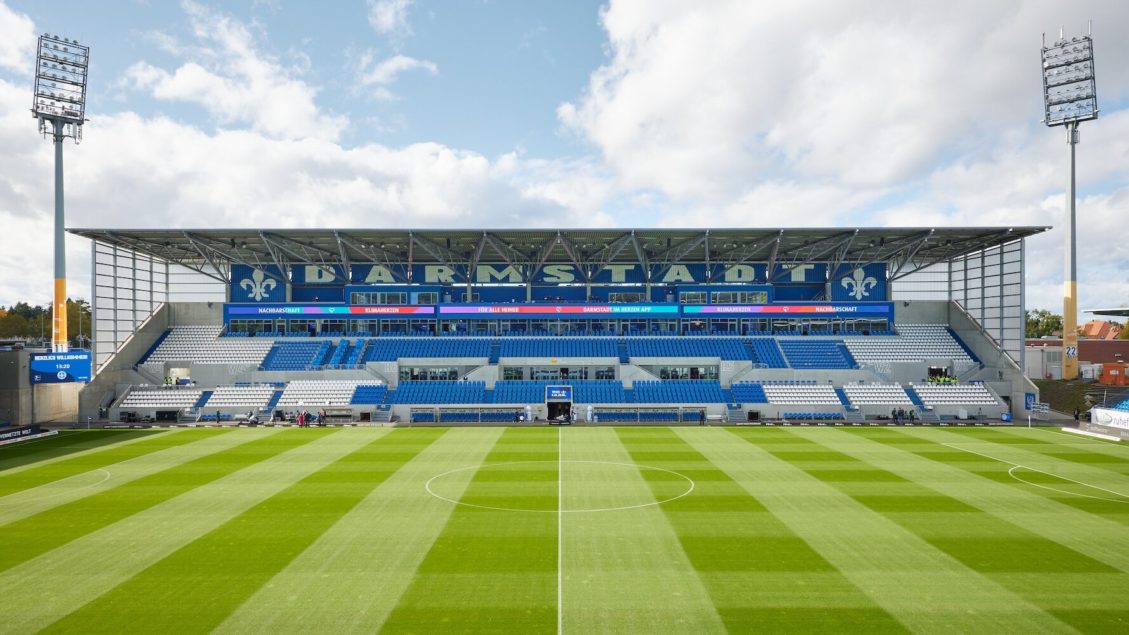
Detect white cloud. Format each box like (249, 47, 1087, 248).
(0, 75, 615, 305)
(121, 1, 346, 141)
(558, 0, 1129, 310)
(367, 0, 415, 42)
(561, 0, 1129, 199)
(0, 0, 35, 73)
(354, 51, 437, 100)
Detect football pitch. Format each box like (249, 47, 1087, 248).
(2, 426, 1129, 634)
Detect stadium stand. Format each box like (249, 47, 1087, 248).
(200, 385, 275, 410)
(625, 338, 749, 360)
(633, 380, 726, 403)
(143, 326, 273, 365)
(778, 340, 857, 369)
(730, 382, 768, 403)
(746, 338, 789, 368)
(392, 381, 487, 404)
(260, 340, 327, 371)
(119, 388, 203, 409)
(492, 380, 631, 404)
(841, 383, 913, 406)
(277, 380, 385, 408)
(909, 382, 999, 407)
(497, 338, 618, 358)
(762, 382, 841, 405)
(350, 384, 388, 405)
(363, 339, 491, 362)
(844, 324, 975, 366)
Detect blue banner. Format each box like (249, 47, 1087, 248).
(830, 264, 888, 302)
(30, 351, 92, 384)
(230, 265, 286, 303)
(279, 262, 856, 287)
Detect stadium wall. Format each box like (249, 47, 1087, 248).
(0, 350, 82, 425)
(79, 303, 172, 421)
(947, 301, 1038, 417)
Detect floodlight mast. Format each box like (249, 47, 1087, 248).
(31, 33, 89, 353)
(1041, 24, 1097, 381)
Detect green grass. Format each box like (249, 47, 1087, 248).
(2, 426, 1129, 633)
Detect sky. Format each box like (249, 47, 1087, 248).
(0, 0, 1127, 315)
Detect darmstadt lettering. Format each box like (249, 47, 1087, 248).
(279, 262, 866, 286)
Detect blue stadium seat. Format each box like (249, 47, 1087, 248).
(632, 380, 725, 403)
(778, 340, 857, 369)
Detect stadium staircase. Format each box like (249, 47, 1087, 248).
(484, 388, 495, 403)
(904, 387, 940, 421)
(616, 340, 630, 364)
(744, 339, 788, 368)
(314, 341, 334, 367)
(265, 390, 283, 412)
(325, 340, 351, 368)
(354, 339, 372, 368)
(834, 388, 852, 407)
(947, 328, 980, 363)
(488, 341, 501, 364)
(185, 390, 213, 419)
(373, 405, 394, 423)
(135, 329, 171, 366)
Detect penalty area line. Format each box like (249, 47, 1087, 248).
(942, 442, 1129, 504)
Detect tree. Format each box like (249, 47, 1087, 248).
(0, 298, 93, 344)
(44, 298, 93, 348)
(1025, 309, 1063, 338)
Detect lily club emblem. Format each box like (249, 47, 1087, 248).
(841, 267, 877, 300)
(239, 268, 278, 301)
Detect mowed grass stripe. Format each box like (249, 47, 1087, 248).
(791, 427, 1129, 633)
(955, 426, 1129, 481)
(0, 428, 222, 498)
(42, 428, 441, 634)
(380, 427, 558, 633)
(0, 428, 289, 571)
(215, 427, 505, 634)
(706, 427, 1073, 634)
(558, 428, 725, 634)
(1, 427, 383, 628)
(867, 427, 1129, 566)
(0, 429, 250, 527)
(616, 427, 906, 633)
(0, 429, 164, 473)
(0, 429, 377, 635)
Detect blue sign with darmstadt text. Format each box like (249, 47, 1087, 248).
(30, 350, 92, 384)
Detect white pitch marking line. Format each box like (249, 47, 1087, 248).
(0, 468, 112, 506)
(423, 461, 695, 513)
(557, 426, 563, 635)
(942, 442, 1129, 504)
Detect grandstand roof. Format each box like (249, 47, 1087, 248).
(1088, 308, 1129, 317)
(69, 226, 1048, 282)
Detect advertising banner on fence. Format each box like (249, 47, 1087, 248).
(1090, 408, 1129, 431)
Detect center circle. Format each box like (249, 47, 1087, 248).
(425, 460, 695, 513)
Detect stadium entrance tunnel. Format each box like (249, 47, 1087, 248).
(547, 401, 572, 422)
(425, 460, 695, 513)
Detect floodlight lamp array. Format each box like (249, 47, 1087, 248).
(1041, 35, 1097, 127)
(31, 33, 89, 136)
